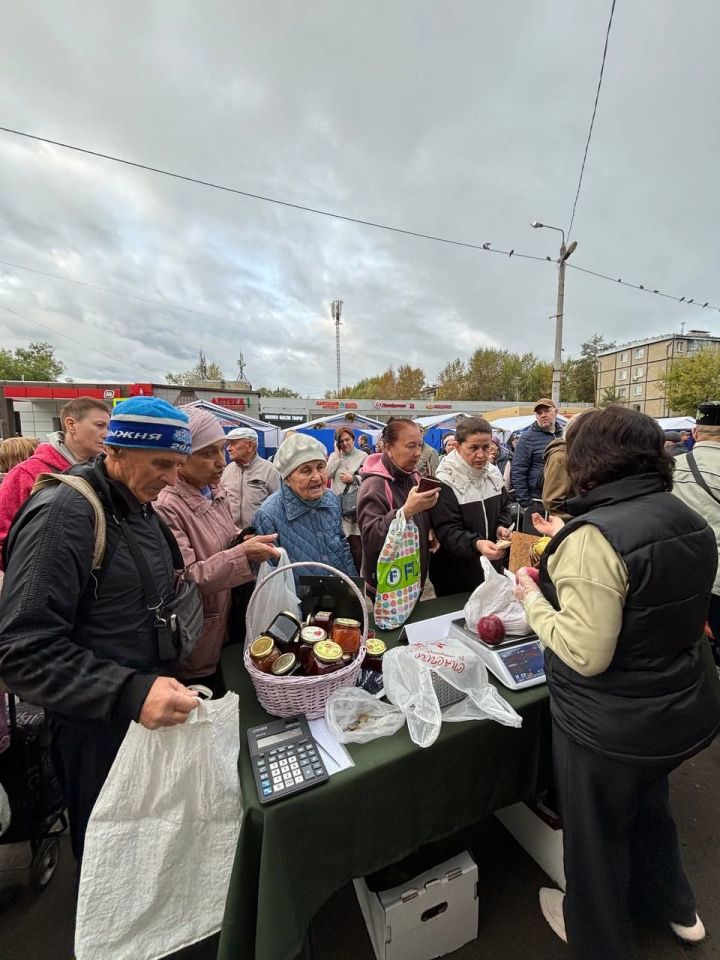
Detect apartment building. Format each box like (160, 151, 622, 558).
(596, 330, 720, 417)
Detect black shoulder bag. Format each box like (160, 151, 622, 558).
(685, 451, 720, 506)
(119, 517, 204, 662)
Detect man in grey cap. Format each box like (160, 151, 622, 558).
(672, 402, 720, 664)
(222, 427, 280, 529)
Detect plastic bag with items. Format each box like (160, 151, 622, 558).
(463, 557, 529, 636)
(383, 637, 522, 748)
(245, 548, 302, 644)
(325, 688, 406, 744)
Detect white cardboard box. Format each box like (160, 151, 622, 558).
(495, 801, 566, 891)
(353, 851, 478, 960)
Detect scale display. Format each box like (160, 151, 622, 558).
(247, 715, 329, 804)
(447, 619, 547, 690)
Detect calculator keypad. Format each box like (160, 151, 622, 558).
(254, 736, 327, 802)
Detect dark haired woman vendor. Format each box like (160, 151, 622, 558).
(515, 406, 720, 960)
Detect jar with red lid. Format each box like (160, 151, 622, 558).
(298, 625, 326, 672)
(364, 638, 387, 672)
(249, 636, 280, 673)
(331, 618, 362, 655)
(309, 640, 344, 675)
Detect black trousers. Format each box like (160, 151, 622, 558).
(553, 722, 696, 960)
(50, 716, 129, 863)
(706, 593, 720, 665)
(522, 499, 547, 535)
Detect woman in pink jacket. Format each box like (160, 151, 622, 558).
(155, 407, 280, 691)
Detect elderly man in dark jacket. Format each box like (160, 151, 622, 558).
(511, 399, 563, 534)
(0, 397, 200, 862)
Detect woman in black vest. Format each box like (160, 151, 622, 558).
(515, 406, 720, 960)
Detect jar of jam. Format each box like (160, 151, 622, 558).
(266, 611, 301, 655)
(310, 639, 344, 675)
(332, 618, 362, 655)
(364, 638, 387, 672)
(298, 625, 326, 672)
(310, 610, 333, 632)
(271, 652, 300, 677)
(249, 635, 280, 673)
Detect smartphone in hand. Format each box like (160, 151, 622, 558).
(417, 476, 442, 494)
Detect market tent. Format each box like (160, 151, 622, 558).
(656, 416, 696, 431)
(290, 412, 384, 455)
(183, 400, 280, 456)
(413, 412, 476, 450)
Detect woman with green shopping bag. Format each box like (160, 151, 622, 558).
(357, 419, 439, 625)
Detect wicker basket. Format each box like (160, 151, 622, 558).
(243, 562, 369, 719)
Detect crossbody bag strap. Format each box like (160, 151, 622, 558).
(117, 517, 164, 614)
(685, 452, 720, 507)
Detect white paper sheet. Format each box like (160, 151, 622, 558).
(400, 610, 463, 645)
(308, 718, 355, 775)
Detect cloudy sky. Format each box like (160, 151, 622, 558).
(0, 1, 718, 396)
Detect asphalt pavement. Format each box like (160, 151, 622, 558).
(1, 735, 718, 960)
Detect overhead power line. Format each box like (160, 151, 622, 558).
(566, 0, 617, 241)
(0, 124, 548, 264)
(1, 123, 718, 325)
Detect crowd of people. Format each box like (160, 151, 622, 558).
(0, 392, 719, 960)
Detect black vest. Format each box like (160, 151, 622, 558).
(539, 473, 720, 764)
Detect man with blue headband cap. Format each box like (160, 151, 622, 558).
(0, 396, 201, 864)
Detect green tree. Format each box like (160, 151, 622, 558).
(563, 335, 616, 403)
(598, 386, 626, 408)
(0, 341, 65, 380)
(166, 360, 225, 385)
(659, 347, 720, 415)
(394, 364, 426, 398)
(258, 386, 300, 398)
(435, 358, 468, 400)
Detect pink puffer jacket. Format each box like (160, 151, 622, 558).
(155, 479, 254, 678)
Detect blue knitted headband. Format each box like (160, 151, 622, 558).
(105, 397, 192, 456)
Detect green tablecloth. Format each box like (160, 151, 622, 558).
(217, 595, 551, 960)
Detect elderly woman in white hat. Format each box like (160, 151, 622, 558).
(222, 426, 280, 530)
(254, 433, 357, 584)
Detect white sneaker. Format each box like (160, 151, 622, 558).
(670, 914, 706, 944)
(539, 887, 567, 943)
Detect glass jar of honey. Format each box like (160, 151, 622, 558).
(271, 652, 300, 677)
(298, 626, 326, 672)
(249, 635, 280, 673)
(332, 618, 362, 655)
(364, 638, 387, 672)
(310, 640, 344, 675)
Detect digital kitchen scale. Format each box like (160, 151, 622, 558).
(247, 715, 329, 804)
(448, 618, 546, 690)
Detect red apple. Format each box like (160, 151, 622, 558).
(477, 615, 506, 644)
(517, 566, 540, 584)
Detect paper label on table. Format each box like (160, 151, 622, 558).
(401, 610, 463, 645)
(308, 718, 355, 775)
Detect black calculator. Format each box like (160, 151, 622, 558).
(247, 715, 329, 804)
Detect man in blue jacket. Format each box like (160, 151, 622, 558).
(511, 398, 563, 534)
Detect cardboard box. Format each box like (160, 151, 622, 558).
(495, 801, 566, 891)
(354, 851, 478, 960)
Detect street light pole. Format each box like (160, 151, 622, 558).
(531, 222, 577, 406)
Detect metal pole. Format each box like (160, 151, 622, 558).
(552, 248, 566, 405)
(335, 316, 341, 397)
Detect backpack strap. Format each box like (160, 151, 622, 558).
(685, 452, 720, 507)
(31, 473, 106, 570)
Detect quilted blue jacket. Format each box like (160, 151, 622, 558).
(254, 482, 357, 584)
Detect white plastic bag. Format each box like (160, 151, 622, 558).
(383, 638, 522, 748)
(0, 782, 10, 837)
(74, 692, 243, 960)
(325, 688, 406, 743)
(245, 547, 302, 644)
(463, 558, 529, 635)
